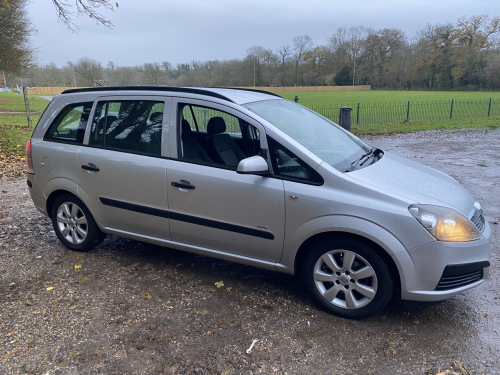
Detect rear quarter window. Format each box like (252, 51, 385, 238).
(44, 102, 93, 144)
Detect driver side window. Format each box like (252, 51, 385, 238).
(178, 103, 261, 169)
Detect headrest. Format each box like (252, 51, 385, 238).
(98, 115, 117, 131)
(181, 119, 192, 140)
(149, 112, 163, 124)
(207, 117, 226, 135)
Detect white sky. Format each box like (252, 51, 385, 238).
(29, 0, 499, 68)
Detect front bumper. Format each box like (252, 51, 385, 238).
(393, 220, 492, 302)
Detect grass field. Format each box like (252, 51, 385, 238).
(0, 90, 499, 157)
(0, 92, 50, 112)
(279, 90, 500, 106)
(0, 93, 48, 157)
(351, 117, 500, 135)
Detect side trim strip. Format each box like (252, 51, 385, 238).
(100, 197, 169, 218)
(99, 197, 274, 240)
(169, 212, 274, 240)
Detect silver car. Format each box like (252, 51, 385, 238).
(26, 87, 491, 319)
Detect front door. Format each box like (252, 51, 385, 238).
(166, 99, 285, 262)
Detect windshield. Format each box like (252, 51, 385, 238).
(244, 99, 370, 171)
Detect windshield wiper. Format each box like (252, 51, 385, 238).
(345, 147, 376, 172)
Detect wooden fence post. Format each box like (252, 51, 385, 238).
(22, 86, 32, 128)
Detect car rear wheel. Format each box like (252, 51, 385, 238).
(51, 194, 106, 252)
(302, 238, 393, 319)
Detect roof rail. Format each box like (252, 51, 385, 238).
(61, 86, 235, 102)
(209, 87, 283, 98)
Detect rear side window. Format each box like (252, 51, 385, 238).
(44, 102, 93, 144)
(89, 100, 164, 156)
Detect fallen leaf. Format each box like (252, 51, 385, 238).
(144, 293, 152, 300)
(69, 350, 78, 357)
(26, 301, 31, 306)
(167, 306, 174, 309)
(74, 264, 81, 270)
(46, 286, 54, 291)
(215, 281, 224, 288)
(206, 288, 216, 292)
(8, 282, 15, 288)
(196, 310, 207, 315)
(226, 287, 232, 292)
(36, 255, 42, 259)
(79, 278, 87, 284)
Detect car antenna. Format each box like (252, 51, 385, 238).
(74, 69, 104, 87)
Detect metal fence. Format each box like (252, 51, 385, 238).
(308, 98, 500, 126)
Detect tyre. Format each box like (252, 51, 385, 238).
(301, 238, 393, 319)
(51, 194, 106, 252)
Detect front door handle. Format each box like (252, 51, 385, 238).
(171, 181, 195, 190)
(81, 164, 100, 172)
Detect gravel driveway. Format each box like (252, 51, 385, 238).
(1, 128, 499, 374)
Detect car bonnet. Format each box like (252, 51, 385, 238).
(347, 151, 475, 215)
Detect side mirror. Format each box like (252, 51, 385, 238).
(236, 156, 271, 176)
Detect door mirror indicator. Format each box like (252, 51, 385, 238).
(236, 156, 271, 176)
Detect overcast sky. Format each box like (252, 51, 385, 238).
(29, 0, 498, 68)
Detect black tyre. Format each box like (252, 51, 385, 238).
(301, 238, 393, 319)
(51, 194, 106, 252)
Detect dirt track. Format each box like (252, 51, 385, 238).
(1, 127, 499, 374)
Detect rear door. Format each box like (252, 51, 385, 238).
(77, 95, 171, 240)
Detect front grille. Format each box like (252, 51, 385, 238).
(435, 269, 483, 291)
(470, 208, 486, 232)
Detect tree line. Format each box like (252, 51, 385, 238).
(4, 13, 500, 91)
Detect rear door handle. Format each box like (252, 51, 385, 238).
(81, 164, 100, 172)
(171, 181, 195, 190)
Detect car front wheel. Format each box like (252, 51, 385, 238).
(302, 238, 393, 319)
(51, 194, 106, 252)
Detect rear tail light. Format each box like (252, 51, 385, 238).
(26, 139, 34, 174)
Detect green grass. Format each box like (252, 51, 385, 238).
(351, 116, 500, 135)
(0, 112, 42, 127)
(0, 92, 51, 112)
(0, 127, 32, 155)
(279, 90, 500, 106)
(0, 89, 499, 155)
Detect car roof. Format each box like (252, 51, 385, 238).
(61, 86, 282, 105)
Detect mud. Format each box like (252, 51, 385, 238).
(0, 127, 499, 374)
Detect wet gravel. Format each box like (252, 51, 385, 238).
(0, 127, 499, 374)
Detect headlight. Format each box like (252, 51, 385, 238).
(409, 204, 482, 242)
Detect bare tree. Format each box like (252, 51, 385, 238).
(292, 35, 313, 85)
(161, 61, 171, 70)
(114, 67, 135, 85)
(277, 45, 292, 65)
(74, 57, 104, 86)
(143, 62, 164, 85)
(329, 27, 369, 85)
(51, 0, 117, 31)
